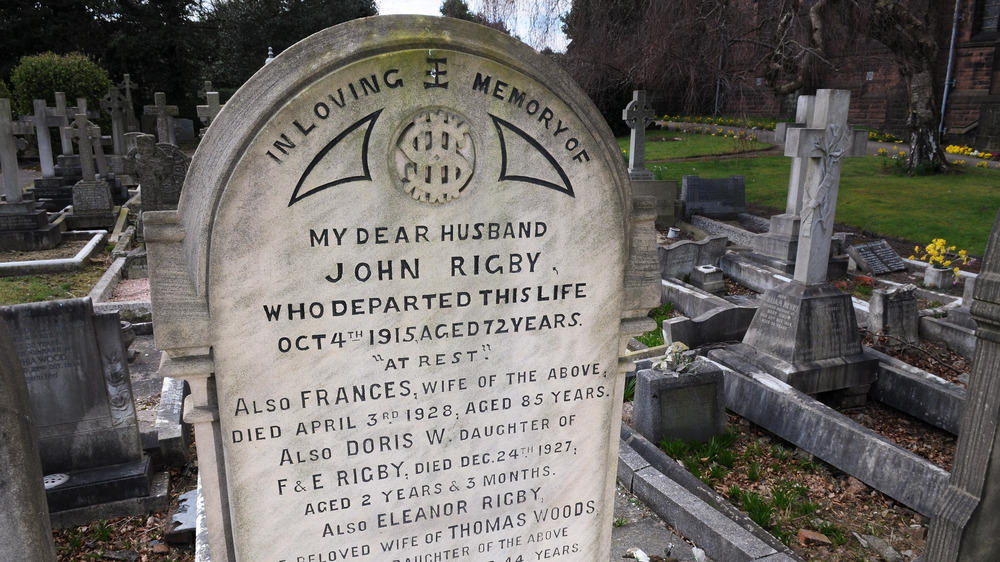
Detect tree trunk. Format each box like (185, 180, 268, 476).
(905, 66, 949, 173)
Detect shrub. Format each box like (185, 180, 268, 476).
(10, 52, 112, 116)
(0, 80, 10, 102)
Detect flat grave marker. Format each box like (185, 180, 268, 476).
(145, 16, 657, 562)
(847, 240, 906, 275)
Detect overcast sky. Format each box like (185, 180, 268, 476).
(376, 0, 568, 51)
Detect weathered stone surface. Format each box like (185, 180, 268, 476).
(681, 175, 745, 219)
(847, 240, 906, 275)
(868, 284, 919, 348)
(659, 235, 727, 280)
(145, 16, 657, 562)
(0, 314, 57, 561)
(633, 363, 726, 444)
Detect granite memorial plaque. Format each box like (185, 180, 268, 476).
(681, 175, 745, 219)
(847, 240, 906, 275)
(144, 16, 658, 562)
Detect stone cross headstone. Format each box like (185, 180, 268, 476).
(623, 90, 656, 180)
(124, 133, 190, 211)
(0, 319, 57, 561)
(54, 92, 74, 155)
(143, 92, 178, 145)
(100, 87, 129, 155)
(27, 99, 56, 178)
(0, 99, 23, 203)
(144, 15, 659, 562)
(66, 113, 99, 181)
(196, 91, 223, 135)
(198, 80, 213, 100)
(783, 89, 868, 284)
(709, 90, 876, 396)
(0, 298, 152, 512)
(118, 74, 140, 132)
(925, 208, 1000, 560)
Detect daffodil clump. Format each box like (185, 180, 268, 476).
(910, 238, 971, 281)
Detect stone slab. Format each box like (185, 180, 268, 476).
(681, 175, 745, 219)
(847, 240, 906, 275)
(155, 377, 190, 467)
(48, 470, 170, 529)
(665, 305, 757, 348)
(919, 315, 977, 360)
(659, 235, 727, 280)
(660, 277, 734, 319)
(632, 180, 678, 229)
(45, 456, 152, 513)
(866, 347, 965, 435)
(706, 355, 949, 516)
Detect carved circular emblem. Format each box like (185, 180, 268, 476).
(394, 108, 475, 203)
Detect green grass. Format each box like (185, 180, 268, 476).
(619, 130, 771, 162)
(649, 155, 1000, 255)
(0, 265, 108, 305)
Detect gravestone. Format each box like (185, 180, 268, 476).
(681, 175, 745, 219)
(118, 74, 140, 132)
(197, 91, 223, 136)
(925, 208, 1000, 560)
(0, 98, 62, 250)
(0, 316, 57, 561)
(868, 284, 919, 348)
(623, 90, 655, 180)
(847, 240, 906, 275)
(143, 92, 178, 145)
(710, 90, 876, 395)
(101, 87, 129, 155)
(123, 133, 190, 212)
(66, 113, 116, 229)
(632, 362, 726, 445)
(0, 298, 153, 513)
(144, 16, 658, 562)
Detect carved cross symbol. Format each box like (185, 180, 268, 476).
(623, 90, 655, 131)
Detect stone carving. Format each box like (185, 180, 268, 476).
(124, 134, 190, 211)
(395, 108, 475, 203)
(801, 124, 849, 239)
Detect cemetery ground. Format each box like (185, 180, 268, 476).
(1, 126, 992, 562)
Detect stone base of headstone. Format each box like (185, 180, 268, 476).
(68, 180, 116, 229)
(55, 154, 84, 179)
(869, 285, 919, 348)
(709, 282, 877, 395)
(629, 169, 655, 181)
(0, 201, 62, 251)
(727, 250, 849, 280)
(45, 456, 154, 513)
(633, 361, 726, 444)
(48, 471, 170, 530)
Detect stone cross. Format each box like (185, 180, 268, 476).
(0, 99, 24, 203)
(100, 87, 128, 155)
(118, 74, 139, 132)
(198, 80, 213, 100)
(197, 91, 223, 133)
(783, 89, 867, 284)
(622, 90, 656, 180)
(781, 94, 817, 218)
(54, 92, 74, 155)
(65, 113, 100, 181)
(19, 99, 57, 178)
(144, 92, 178, 144)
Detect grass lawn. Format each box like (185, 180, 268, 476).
(643, 153, 1000, 256)
(618, 130, 771, 161)
(0, 251, 110, 306)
